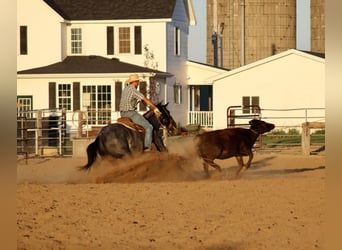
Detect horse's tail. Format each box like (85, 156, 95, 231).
(80, 137, 99, 171)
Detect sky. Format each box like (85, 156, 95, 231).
(189, 0, 311, 64)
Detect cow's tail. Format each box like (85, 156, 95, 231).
(80, 137, 99, 171)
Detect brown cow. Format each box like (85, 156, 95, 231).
(194, 119, 275, 177)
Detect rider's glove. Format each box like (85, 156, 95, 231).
(153, 108, 162, 118)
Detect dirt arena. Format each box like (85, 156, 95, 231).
(17, 137, 325, 249)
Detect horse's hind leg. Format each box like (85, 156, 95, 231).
(202, 161, 209, 177)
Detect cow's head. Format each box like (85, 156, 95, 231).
(249, 119, 275, 134)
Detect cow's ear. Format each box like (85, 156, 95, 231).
(249, 120, 253, 125)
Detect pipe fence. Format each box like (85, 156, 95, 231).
(17, 107, 325, 158)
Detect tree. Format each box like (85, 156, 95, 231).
(143, 44, 159, 103)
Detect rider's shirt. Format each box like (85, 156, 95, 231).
(119, 84, 145, 111)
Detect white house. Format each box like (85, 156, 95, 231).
(17, 0, 202, 131)
(210, 49, 325, 130)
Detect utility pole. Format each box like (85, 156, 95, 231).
(212, 32, 218, 66)
(219, 22, 224, 67)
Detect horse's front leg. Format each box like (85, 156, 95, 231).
(203, 158, 222, 177)
(153, 130, 168, 152)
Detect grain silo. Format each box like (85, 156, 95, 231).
(207, 0, 296, 69)
(311, 0, 325, 53)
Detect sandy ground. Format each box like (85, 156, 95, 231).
(17, 138, 325, 249)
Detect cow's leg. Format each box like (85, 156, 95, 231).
(245, 151, 254, 169)
(235, 156, 245, 177)
(236, 152, 253, 177)
(203, 158, 222, 176)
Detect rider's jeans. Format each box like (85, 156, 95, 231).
(120, 111, 153, 149)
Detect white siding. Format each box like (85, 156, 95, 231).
(164, 0, 191, 126)
(65, 22, 168, 70)
(17, 0, 64, 70)
(187, 61, 228, 84)
(213, 50, 325, 129)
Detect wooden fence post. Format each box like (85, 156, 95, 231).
(301, 122, 325, 156)
(301, 122, 311, 156)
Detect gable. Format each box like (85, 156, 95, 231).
(212, 49, 325, 81)
(43, 0, 177, 20)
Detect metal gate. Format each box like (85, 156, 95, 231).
(226, 105, 262, 149)
(17, 109, 67, 157)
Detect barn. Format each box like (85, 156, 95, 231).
(210, 49, 325, 130)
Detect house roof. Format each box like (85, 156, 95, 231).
(17, 55, 171, 76)
(43, 0, 177, 20)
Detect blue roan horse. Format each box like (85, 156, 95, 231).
(81, 103, 177, 170)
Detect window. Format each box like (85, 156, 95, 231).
(82, 85, 111, 125)
(174, 27, 180, 56)
(107, 26, 114, 55)
(242, 96, 260, 114)
(134, 26, 142, 55)
(20, 26, 27, 55)
(119, 27, 130, 53)
(71, 28, 82, 54)
(58, 84, 72, 110)
(17, 96, 32, 118)
(174, 84, 182, 104)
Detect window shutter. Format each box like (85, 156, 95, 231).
(251, 96, 260, 113)
(107, 26, 114, 55)
(242, 96, 250, 114)
(49, 82, 56, 109)
(139, 81, 147, 111)
(115, 81, 122, 111)
(134, 26, 142, 55)
(73, 82, 80, 110)
(175, 27, 180, 56)
(20, 26, 27, 55)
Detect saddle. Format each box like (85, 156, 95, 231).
(117, 117, 146, 135)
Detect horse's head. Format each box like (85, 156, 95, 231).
(156, 102, 177, 133)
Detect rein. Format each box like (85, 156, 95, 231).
(145, 109, 167, 130)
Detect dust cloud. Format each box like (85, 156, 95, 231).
(17, 136, 205, 184)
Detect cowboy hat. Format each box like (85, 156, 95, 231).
(125, 74, 140, 84)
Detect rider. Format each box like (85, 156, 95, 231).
(119, 74, 162, 151)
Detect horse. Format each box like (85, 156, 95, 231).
(81, 102, 177, 170)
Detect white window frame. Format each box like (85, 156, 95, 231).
(17, 96, 33, 118)
(71, 28, 82, 54)
(118, 26, 131, 54)
(57, 83, 72, 111)
(82, 85, 112, 125)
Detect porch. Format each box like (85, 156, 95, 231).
(188, 111, 213, 128)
